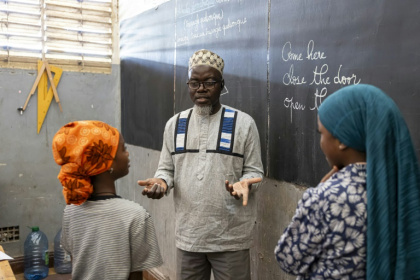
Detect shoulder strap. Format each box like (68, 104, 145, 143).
(174, 109, 192, 152)
(217, 107, 238, 153)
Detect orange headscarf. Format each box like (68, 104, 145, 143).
(52, 121, 120, 205)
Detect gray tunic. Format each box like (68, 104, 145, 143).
(155, 105, 264, 252)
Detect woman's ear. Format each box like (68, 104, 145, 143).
(338, 143, 347, 150)
(221, 80, 224, 89)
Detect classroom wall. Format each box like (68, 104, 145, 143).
(0, 65, 121, 258)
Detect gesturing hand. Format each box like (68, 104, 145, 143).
(320, 166, 339, 183)
(225, 177, 262, 206)
(138, 178, 168, 199)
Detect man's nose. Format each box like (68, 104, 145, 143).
(197, 83, 206, 90)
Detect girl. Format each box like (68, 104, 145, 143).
(275, 84, 420, 279)
(52, 120, 163, 280)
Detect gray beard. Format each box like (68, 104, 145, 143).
(194, 105, 212, 116)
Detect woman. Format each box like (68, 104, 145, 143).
(52, 120, 163, 280)
(275, 84, 420, 279)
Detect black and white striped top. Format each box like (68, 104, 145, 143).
(61, 197, 163, 280)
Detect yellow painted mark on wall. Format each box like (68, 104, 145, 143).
(37, 61, 63, 134)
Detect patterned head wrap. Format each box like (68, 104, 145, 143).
(318, 84, 420, 279)
(188, 49, 224, 76)
(52, 121, 120, 205)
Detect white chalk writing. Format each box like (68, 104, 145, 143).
(191, 26, 223, 39)
(201, 10, 224, 26)
(222, 17, 247, 35)
(185, 16, 200, 29)
(184, 10, 224, 30)
(306, 40, 326, 60)
(177, 1, 215, 17)
(177, 35, 189, 46)
(177, 6, 248, 46)
(283, 64, 307, 86)
(282, 42, 304, 62)
(284, 97, 305, 123)
(309, 64, 330, 86)
(281, 40, 362, 122)
(310, 87, 328, 111)
(334, 65, 361, 85)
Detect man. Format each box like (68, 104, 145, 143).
(138, 49, 264, 280)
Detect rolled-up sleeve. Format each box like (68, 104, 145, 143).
(154, 121, 175, 194)
(240, 119, 264, 192)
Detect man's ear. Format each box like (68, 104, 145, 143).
(221, 80, 224, 89)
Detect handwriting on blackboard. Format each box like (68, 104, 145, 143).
(281, 40, 361, 122)
(177, 8, 248, 46)
(184, 10, 224, 29)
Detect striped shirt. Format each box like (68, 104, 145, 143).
(61, 196, 163, 280)
(155, 105, 264, 252)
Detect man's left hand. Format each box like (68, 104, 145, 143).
(225, 177, 262, 206)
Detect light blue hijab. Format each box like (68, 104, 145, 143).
(318, 84, 420, 279)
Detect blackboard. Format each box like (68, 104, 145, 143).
(120, 0, 420, 187)
(120, 2, 175, 150)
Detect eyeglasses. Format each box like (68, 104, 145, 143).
(186, 81, 221, 90)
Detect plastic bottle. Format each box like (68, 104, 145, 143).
(54, 228, 72, 274)
(24, 226, 49, 280)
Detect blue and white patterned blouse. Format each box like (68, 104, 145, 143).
(275, 163, 367, 280)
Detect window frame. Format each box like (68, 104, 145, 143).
(0, 0, 117, 74)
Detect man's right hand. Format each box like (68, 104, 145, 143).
(138, 178, 168, 199)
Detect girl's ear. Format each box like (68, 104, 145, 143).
(221, 80, 224, 89)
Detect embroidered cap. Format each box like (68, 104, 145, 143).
(188, 49, 224, 76)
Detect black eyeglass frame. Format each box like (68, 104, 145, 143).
(186, 80, 223, 90)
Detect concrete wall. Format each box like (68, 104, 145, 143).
(0, 65, 121, 257)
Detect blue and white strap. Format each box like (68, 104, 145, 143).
(218, 108, 237, 152)
(175, 110, 191, 152)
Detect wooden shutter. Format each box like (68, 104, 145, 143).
(0, 0, 113, 73)
(0, 0, 42, 68)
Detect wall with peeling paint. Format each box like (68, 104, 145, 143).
(0, 65, 121, 258)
